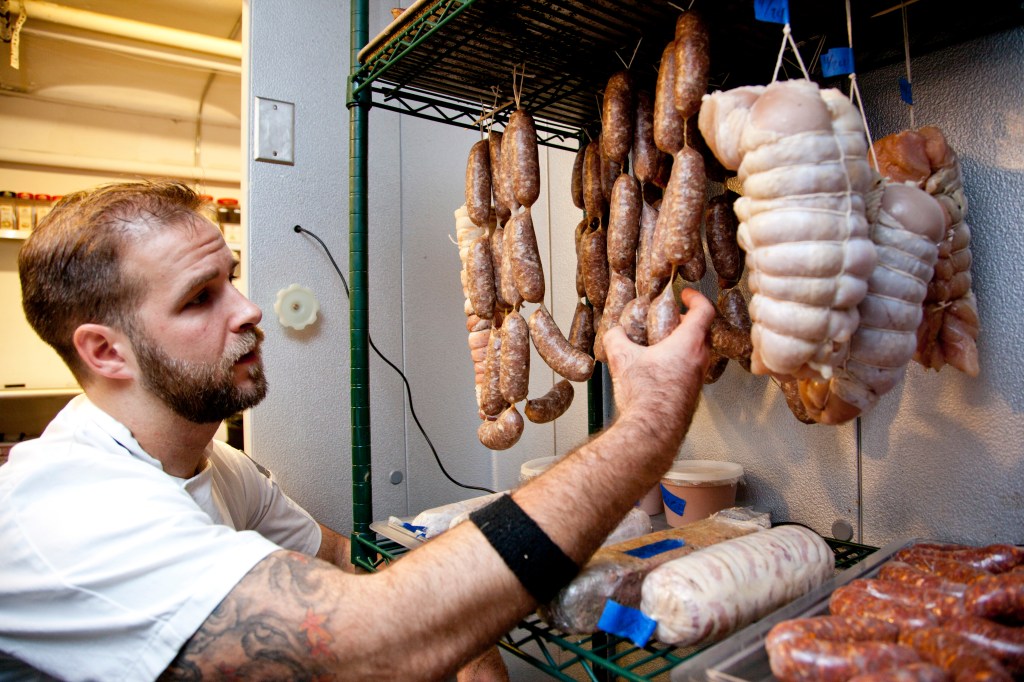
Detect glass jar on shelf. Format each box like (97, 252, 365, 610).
(32, 194, 54, 228)
(0, 192, 15, 231)
(216, 197, 242, 245)
(15, 192, 33, 232)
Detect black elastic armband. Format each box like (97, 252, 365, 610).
(469, 494, 580, 603)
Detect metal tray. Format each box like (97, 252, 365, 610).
(669, 536, 919, 681)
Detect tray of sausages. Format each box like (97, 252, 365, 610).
(670, 538, 1024, 681)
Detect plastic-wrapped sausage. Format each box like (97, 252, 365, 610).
(640, 525, 834, 646)
(943, 615, 1024, 675)
(571, 144, 586, 210)
(847, 664, 951, 682)
(607, 174, 642, 273)
(654, 40, 685, 154)
(633, 90, 664, 186)
(903, 544, 1024, 574)
(767, 615, 900, 648)
(489, 130, 512, 225)
(478, 404, 524, 450)
(465, 139, 492, 227)
(581, 227, 610, 309)
(525, 379, 574, 424)
(528, 305, 595, 382)
(829, 584, 941, 632)
(656, 145, 706, 266)
(673, 11, 710, 119)
(850, 578, 966, 622)
(894, 551, 988, 584)
(769, 639, 922, 682)
(900, 627, 1012, 682)
(509, 109, 540, 207)
(706, 192, 743, 288)
(466, 235, 496, 319)
(647, 281, 680, 345)
(480, 325, 507, 417)
(878, 561, 968, 597)
(601, 70, 634, 165)
(964, 573, 1024, 622)
(583, 140, 607, 218)
(499, 311, 529, 403)
(507, 207, 545, 304)
(568, 301, 595, 355)
(619, 295, 650, 345)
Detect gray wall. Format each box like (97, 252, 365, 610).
(246, 0, 1022, 549)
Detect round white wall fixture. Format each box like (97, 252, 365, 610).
(274, 283, 320, 330)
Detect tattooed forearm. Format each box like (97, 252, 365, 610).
(159, 551, 344, 681)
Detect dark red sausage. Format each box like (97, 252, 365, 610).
(879, 561, 968, 597)
(768, 638, 921, 682)
(894, 551, 989, 584)
(905, 544, 1024, 574)
(851, 579, 967, 622)
(830, 583, 940, 633)
(900, 627, 1012, 682)
(943, 615, 1024, 676)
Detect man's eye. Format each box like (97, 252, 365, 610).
(187, 291, 210, 307)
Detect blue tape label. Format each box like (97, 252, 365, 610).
(597, 600, 658, 648)
(821, 47, 855, 77)
(899, 77, 914, 105)
(660, 484, 687, 517)
(401, 522, 428, 539)
(754, 0, 789, 24)
(624, 538, 686, 559)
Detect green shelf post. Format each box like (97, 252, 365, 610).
(349, 0, 373, 567)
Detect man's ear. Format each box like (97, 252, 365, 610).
(73, 324, 135, 381)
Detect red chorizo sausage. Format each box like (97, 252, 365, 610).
(852, 578, 967, 622)
(943, 615, 1024, 675)
(528, 305, 595, 382)
(768, 638, 921, 682)
(878, 561, 968, 597)
(829, 583, 940, 632)
(894, 551, 989, 584)
(900, 627, 1012, 681)
(907, 544, 1024, 574)
(847, 663, 951, 682)
(525, 379, 574, 424)
(964, 573, 1024, 622)
(601, 70, 634, 165)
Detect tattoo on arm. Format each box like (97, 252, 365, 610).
(159, 551, 345, 681)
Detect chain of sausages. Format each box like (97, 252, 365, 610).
(765, 541, 1024, 681)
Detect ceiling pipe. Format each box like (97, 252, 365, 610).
(22, 26, 241, 74)
(12, 0, 243, 60)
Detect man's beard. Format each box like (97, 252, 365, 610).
(130, 327, 268, 424)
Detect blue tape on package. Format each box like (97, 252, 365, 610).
(597, 600, 658, 648)
(624, 538, 686, 559)
(401, 522, 428, 539)
(660, 484, 687, 517)
(754, 0, 789, 24)
(821, 47, 855, 77)
(899, 77, 914, 105)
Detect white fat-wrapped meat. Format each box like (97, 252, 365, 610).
(798, 182, 946, 424)
(698, 80, 877, 380)
(640, 524, 833, 646)
(873, 126, 980, 376)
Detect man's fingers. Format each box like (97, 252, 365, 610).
(679, 288, 716, 327)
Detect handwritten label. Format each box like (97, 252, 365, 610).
(754, 0, 789, 24)
(821, 47, 855, 77)
(899, 77, 914, 105)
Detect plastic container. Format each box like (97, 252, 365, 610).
(519, 456, 558, 483)
(660, 460, 744, 527)
(636, 484, 663, 515)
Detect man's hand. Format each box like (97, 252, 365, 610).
(602, 287, 715, 432)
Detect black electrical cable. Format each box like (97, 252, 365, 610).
(293, 224, 496, 495)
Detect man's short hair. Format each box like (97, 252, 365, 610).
(18, 180, 213, 381)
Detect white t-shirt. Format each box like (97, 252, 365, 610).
(0, 395, 322, 681)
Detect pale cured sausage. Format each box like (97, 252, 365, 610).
(672, 11, 710, 119)
(568, 301, 595, 355)
(509, 109, 540, 207)
(583, 140, 607, 218)
(489, 130, 512, 225)
(525, 380, 574, 424)
(499, 311, 529, 403)
(606, 174, 642, 273)
(647, 282, 680, 345)
(480, 325, 507, 417)
(528, 305, 595, 382)
(478, 404, 524, 450)
(655, 145, 706, 267)
(632, 90, 665, 186)
(601, 70, 634, 165)
(619, 295, 650, 345)
(581, 228, 610, 309)
(466, 235, 496, 319)
(654, 41, 685, 154)
(465, 139, 491, 227)
(507, 207, 545, 303)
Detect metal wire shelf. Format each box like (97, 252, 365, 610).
(351, 530, 877, 681)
